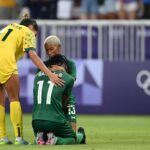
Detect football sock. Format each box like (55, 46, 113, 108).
(0, 105, 6, 138)
(10, 101, 23, 137)
(76, 133, 84, 144)
(56, 137, 75, 145)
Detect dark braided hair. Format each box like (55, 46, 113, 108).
(49, 54, 69, 73)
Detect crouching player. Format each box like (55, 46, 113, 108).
(43, 35, 77, 131)
(32, 54, 86, 145)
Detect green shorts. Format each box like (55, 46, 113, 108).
(32, 120, 76, 139)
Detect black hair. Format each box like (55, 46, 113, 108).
(20, 19, 38, 31)
(49, 54, 69, 72)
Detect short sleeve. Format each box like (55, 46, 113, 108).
(23, 31, 36, 52)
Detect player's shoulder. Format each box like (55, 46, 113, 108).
(66, 57, 76, 70)
(65, 57, 75, 65)
(7, 23, 25, 30)
(34, 71, 46, 81)
(18, 24, 30, 31)
(17, 23, 34, 35)
(61, 71, 74, 83)
(7, 23, 33, 35)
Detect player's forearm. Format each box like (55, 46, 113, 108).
(29, 51, 52, 76)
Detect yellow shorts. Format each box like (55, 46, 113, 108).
(0, 70, 18, 84)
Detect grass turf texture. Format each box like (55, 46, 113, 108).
(0, 115, 150, 150)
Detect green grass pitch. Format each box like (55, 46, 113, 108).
(0, 115, 150, 150)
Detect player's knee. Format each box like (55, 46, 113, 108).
(6, 89, 19, 101)
(9, 95, 20, 102)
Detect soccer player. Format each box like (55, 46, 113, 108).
(0, 17, 64, 145)
(43, 35, 77, 131)
(32, 54, 86, 145)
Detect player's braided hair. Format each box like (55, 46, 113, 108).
(50, 54, 69, 73)
(20, 14, 38, 31)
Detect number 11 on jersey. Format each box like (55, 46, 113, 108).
(37, 80, 54, 104)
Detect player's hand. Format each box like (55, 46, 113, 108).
(48, 73, 64, 86)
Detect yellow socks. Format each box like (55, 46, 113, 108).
(10, 101, 23, 137)
(0, 102, 23, 139)
(0, 105, 6, 138)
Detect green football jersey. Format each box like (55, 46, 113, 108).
(65, 59, 76, 104)
(66, 59, 76, 80)
(32, 70, 74, 123)
(44, 57, 76, 79)
(43, 57, 76, 105)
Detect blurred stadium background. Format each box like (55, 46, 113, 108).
(0, 0, 150, 149)
(1, 19, 150, 114)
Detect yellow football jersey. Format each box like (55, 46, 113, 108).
(0, 23, 36, 84)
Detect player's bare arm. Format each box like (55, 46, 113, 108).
(28, 51, 64, 86)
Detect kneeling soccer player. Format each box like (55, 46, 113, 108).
(32, 54, 86, 145)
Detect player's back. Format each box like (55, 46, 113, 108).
(0, 23, 34, 61)
(0, 23, 36, 79)
(32, 70, 74, 123)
